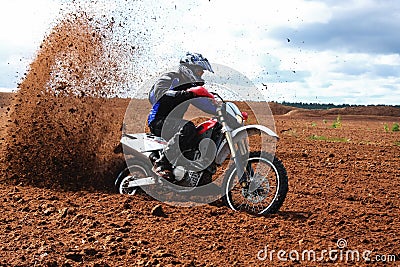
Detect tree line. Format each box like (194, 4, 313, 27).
(275, 101, 400, 110)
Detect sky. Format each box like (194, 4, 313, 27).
(1, 0, 400, 105)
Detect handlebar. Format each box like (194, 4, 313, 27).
(210, 92, 225, 104)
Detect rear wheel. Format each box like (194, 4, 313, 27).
(222, 151, 288, 215)
(115, 161, 151, 195)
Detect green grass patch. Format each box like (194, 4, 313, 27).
(384, 123, 390, 133)
(332, 115, 342, 129)
(395, 141, 400, 146)
(392, 123, 399, 132)
(309, 135, 349, 142)
(384, 122, 400, 132)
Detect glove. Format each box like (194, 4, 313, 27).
(241, 112, 248, 121)
(187, 86, 214, 99)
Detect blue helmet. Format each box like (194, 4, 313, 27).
(179, 52, 214, 73)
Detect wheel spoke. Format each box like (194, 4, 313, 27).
(117, 164, 149, 195)
(225, 153, 287, 215)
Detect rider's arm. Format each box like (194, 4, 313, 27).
(186, 86, 217, 115)
(191, 98, 217, 115)
(153, 74, 197, 102)
(152, 75, 176, 103)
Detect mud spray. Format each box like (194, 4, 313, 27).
(1, 12, 137, 191)
(0, 2, 269, 192)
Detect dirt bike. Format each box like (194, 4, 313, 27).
(115, 92, 288, 215)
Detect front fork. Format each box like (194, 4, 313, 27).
(217, 109, 251, 188)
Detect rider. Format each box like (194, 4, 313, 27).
(147, 52, 217, 181)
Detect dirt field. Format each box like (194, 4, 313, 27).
(0, 11, 399, 267)
(0, 92, 399, 266)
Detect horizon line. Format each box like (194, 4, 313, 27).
(0, 88, 398, 107)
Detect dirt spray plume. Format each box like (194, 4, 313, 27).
(1, 11, 135, 191)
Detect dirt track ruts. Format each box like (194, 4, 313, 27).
(1, 93, 399, 266)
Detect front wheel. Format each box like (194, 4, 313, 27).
(222, 151, 288, 215)
(115, 160, 151, 195)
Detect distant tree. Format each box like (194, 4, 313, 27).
(277, 101, 400, 110)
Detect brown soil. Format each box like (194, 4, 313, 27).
(0, 9, 399, 267)
(1, 91, 400, 266)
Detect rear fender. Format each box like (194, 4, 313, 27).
(121, 133, 166, 153)
(215, 125, 278, 165)
(121, 133, 165, 163)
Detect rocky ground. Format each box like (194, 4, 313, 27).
(0, 92, 399, 266)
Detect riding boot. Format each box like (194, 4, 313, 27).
(152, 154, 174, 181)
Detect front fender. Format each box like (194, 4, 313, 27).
(215, 125, 278, 165)
(232, 124, 279, 139)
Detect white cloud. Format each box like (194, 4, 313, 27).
(0, 0, 399, 105)
(135, 0, 332, 78)
(0, 0, 62, 88)
(0, 0, 61, 47)
(0, 87, 17, 93)
(373, 54, 400, 66)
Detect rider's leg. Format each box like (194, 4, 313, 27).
(164, 120, 199, 162)
(154, 120, 199, 180)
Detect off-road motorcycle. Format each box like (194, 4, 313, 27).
(115, 93, 288, 215)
